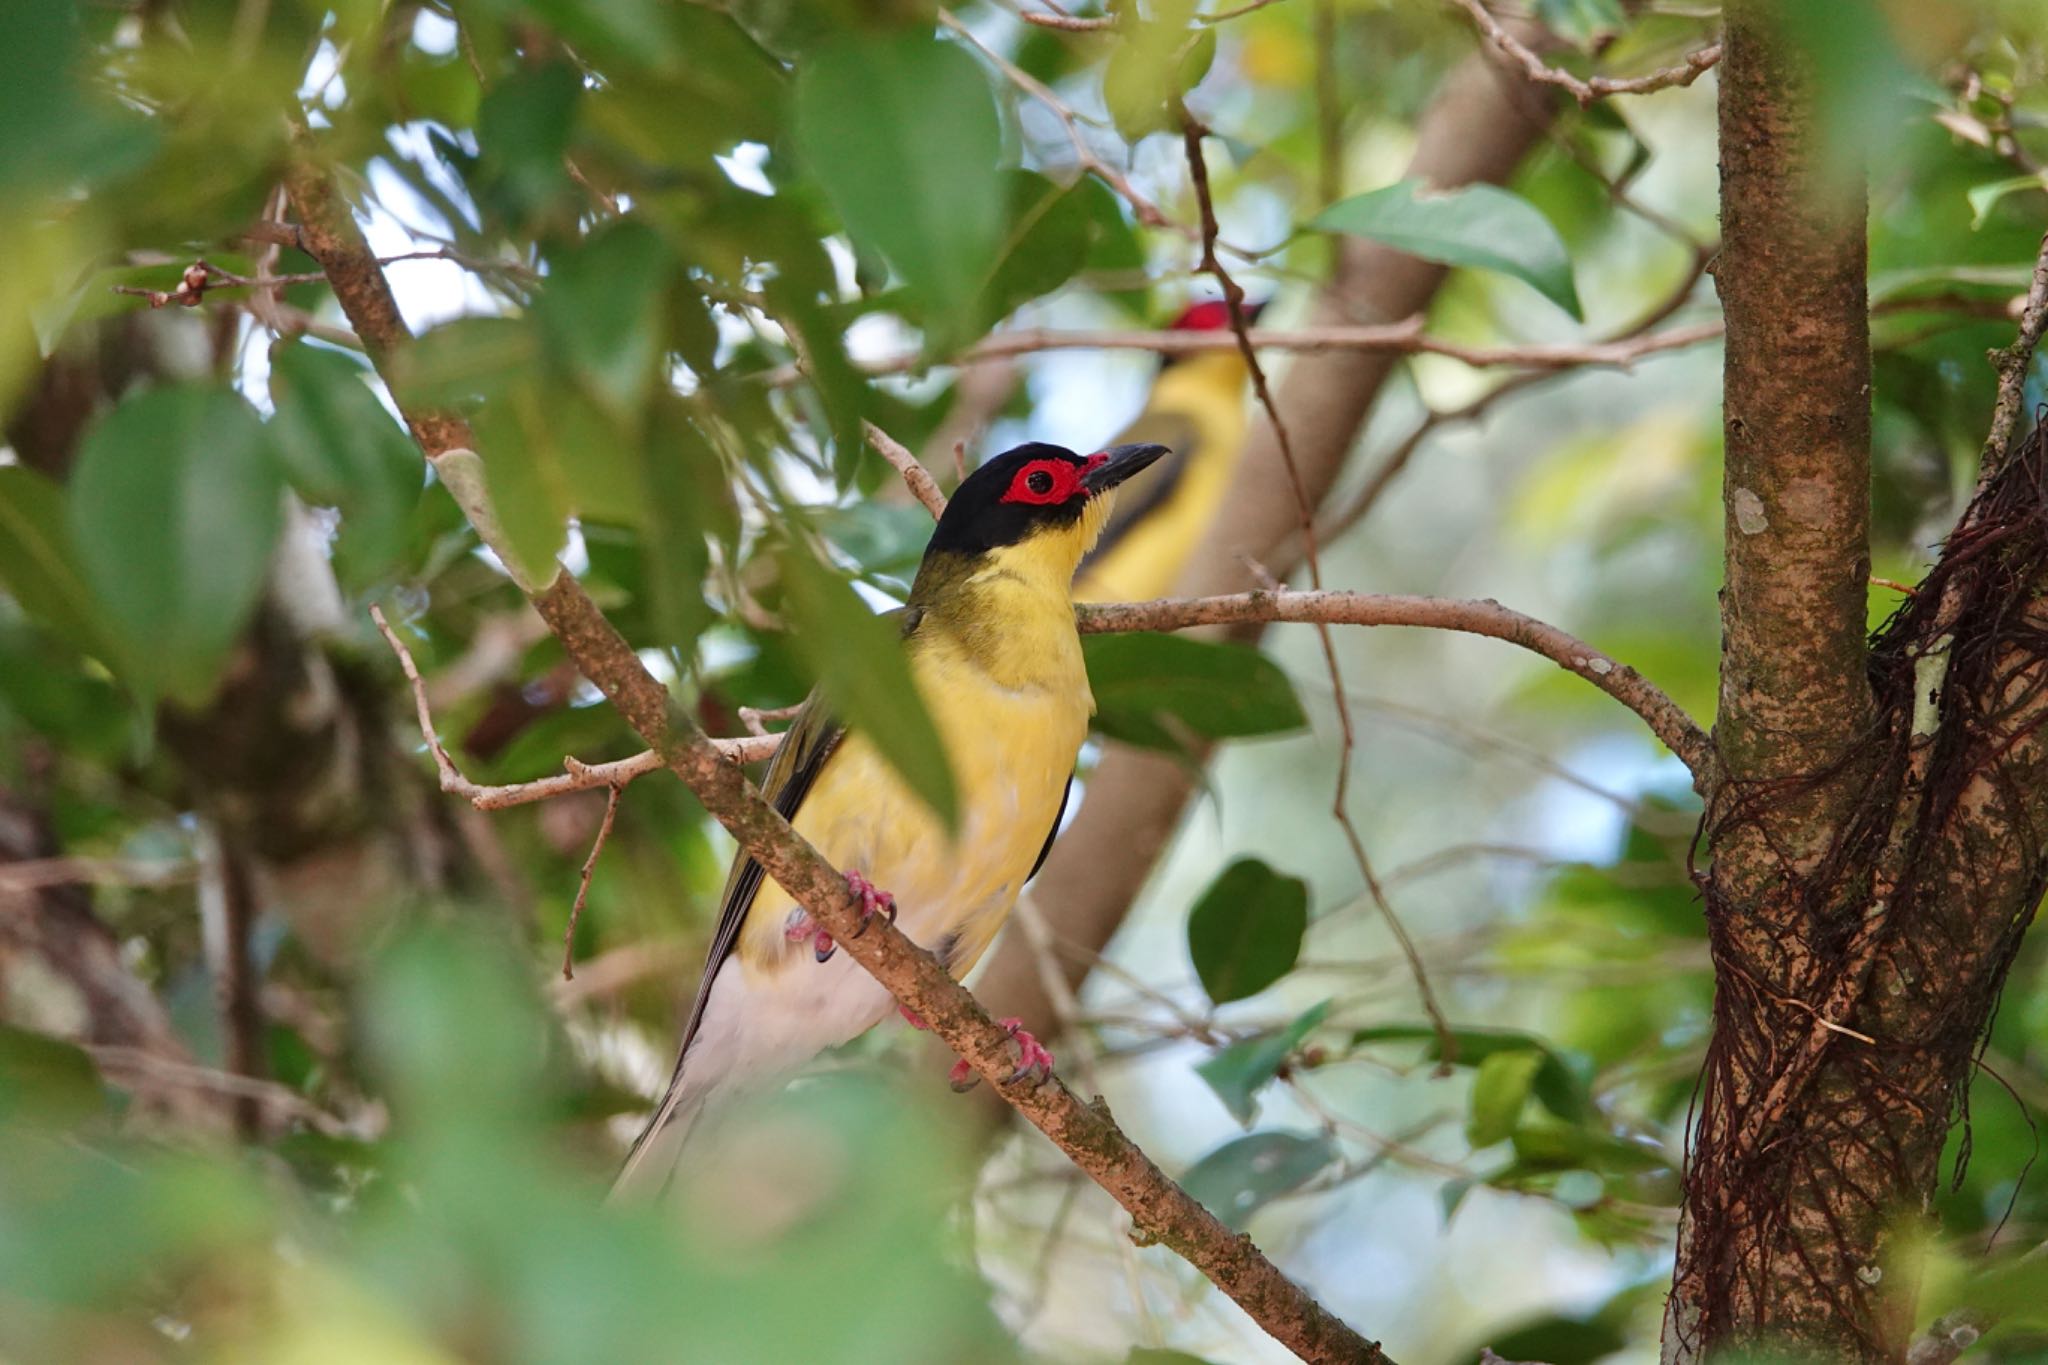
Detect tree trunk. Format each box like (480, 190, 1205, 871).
(1668, 6, 2048, 1358)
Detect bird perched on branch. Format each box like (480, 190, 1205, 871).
(1074, 300, 1261, 604)
(613, 439, 1171, 1199)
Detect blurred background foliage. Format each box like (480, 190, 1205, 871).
(0, 0, 2046, 1361)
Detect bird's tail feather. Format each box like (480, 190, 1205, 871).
(607, 1075, 710, 1205)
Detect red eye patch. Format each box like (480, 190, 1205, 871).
(1001, 457, 1090, 506)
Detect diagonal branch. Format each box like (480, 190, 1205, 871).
(285, 156, 1385, 1365)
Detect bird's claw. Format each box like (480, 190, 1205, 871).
(845, 870, 897, 939)
(813, 870, 896, 962)
(949, 1017, 1055, 1093)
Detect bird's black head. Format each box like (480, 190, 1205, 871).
(923, 441, 1170, 563)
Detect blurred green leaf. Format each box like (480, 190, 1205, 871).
(980, 171, 1099, 330)
(268, 343, 423, 589)
(792, 30, 1003, 346)
(1468, 1048, 1544, 1147)
(0, 1026, 104, 1127)
(1313, 179, 1583, 319)
(1472, 1311, 1631, 1365)
(1774, 0, 1920, 182)
(1349, 1024, 1591, 1121)
(1180, 1131, 1338, 1231)
(0, 467, 110, 658)
(539, 221, 675, 420)
(68, 385, 283, 704)
(1966, 175, 2046, 230)
(1535, 0, 1625, 51)
(0, 1, 153, 196)
(1195, 1000, 1330, 1125)
(778, 550, 957, 828)
(1103, 0, 1213, 141)
(1083, 633, 1306, 751)
(1186, 857, 1309, 1005)
(475, 60, 581, 228)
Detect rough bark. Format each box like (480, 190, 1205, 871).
(1667, 8, 2048, 1360)
(965, 34, 1560, 1109)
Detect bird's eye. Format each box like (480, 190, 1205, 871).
(1026, 469, 1055, 496)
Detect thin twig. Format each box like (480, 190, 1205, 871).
(370, 604, 775, 810)
(561, 785, 622, 981)
(863, 420, 949, 518)
(112, 248, 538, 309)
(0, 857, 197, 892)
(1020, 0, 1290, 28)
(1184, 116, 1458, 1063)
(1979, 229, 2048, 482)
(738, 702, 806, 737)
(816, 318, 1723, 381)
(1315, 242, 1718, 542)
(1450, 0, 1722, 108)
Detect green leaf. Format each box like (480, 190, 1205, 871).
(538, 221, 675, 420)
(1312, 179, 1583, 319)
(1179, 1131, 1338, 1232)
(475, 60, 581, 228)
(1195, 1000, 1330, 1125)
(1186, 858, 1309, 1005)
(0, 467, 109, 657)
(1102, 0, 1212, 142)
(1348, 1024, 1591, 1121)
(1966, 175, 2046, 231)
(1534, 0, 1625, 51)
(470, 379, 574, 586)
(778, 550, 957, 828)
(979, 171, 1099, 331)
(0, 1025, 105, 1127)
(69, 386, 284, 704)
(1082, 633, 1306, 751)
(792, 30, 1003, 347)
(1467, 1048, 1545, 1148)
(267, 343, 423, 589)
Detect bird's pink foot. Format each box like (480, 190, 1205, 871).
(899, 1005, 927, 1030)
(948, 1017, 1056, 1093)
(784, 909, 816, 943)
(812, 870, 897, 963)
(845, 870, 897, 938)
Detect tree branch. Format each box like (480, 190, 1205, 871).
(287, 156, 1385, 1365)
(1449, 0, 1721, 107)
(1077, 591, 1711, 780)
(835, 318, 1721, 378)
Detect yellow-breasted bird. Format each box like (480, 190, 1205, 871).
(1073, 300, 1262, 604)
(613, 439, 1171, 1198)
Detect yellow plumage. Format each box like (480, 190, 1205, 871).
(733, 520, 1101, 979)
(1075, 351, 1251, 604)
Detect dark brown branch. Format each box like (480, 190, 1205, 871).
(288, 156, 1386, 1365)
(561, 785, 621, 981)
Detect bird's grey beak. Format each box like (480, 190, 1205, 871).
(1084, 443, 1171, 494)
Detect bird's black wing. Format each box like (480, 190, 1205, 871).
(1080, 409, 1201, 571)
(1028, 776, 1072, 882)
